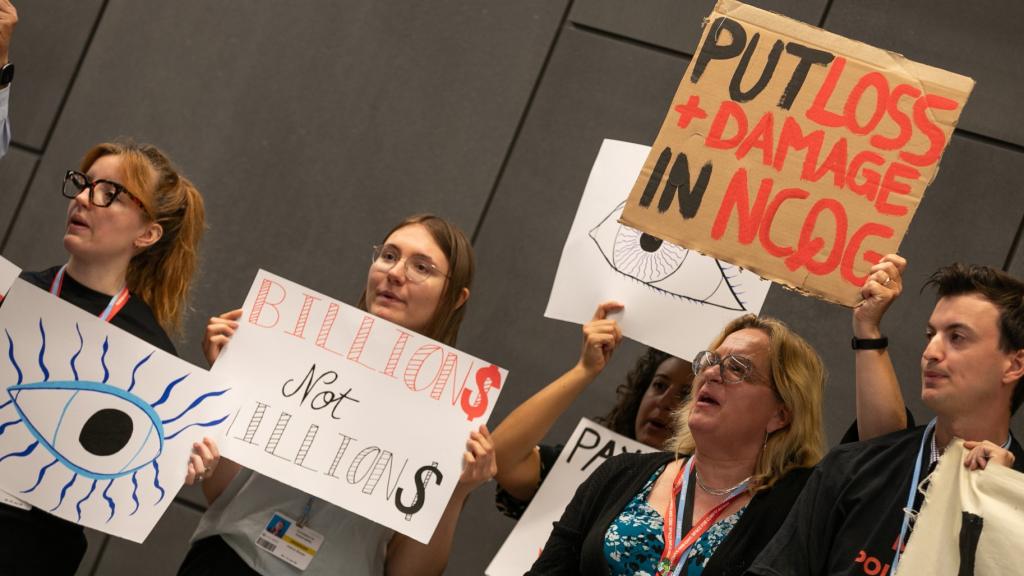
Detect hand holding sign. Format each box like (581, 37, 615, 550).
(184, 436, 221, 485)
(456, 425, 497, 494)
(852, 254, 906, 339)
(202, 308, 242, 366)
(578, 301, 624, 377)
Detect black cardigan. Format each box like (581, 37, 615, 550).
(527, 451, 812, 576)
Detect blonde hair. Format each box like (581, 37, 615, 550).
(673, 314, 826, 492)
(356, 214, 474, 346)
(80, 142, 205, 336)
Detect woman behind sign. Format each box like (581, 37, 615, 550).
(0, 141, 206, 575)
(178, 214, 496, 576)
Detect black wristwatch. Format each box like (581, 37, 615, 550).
(0, 62, 14, 87)
(851, 336, 888, 350)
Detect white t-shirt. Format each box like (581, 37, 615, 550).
(192, 469, 393, 575)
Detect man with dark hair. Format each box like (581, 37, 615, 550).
(748, 260, 1024, 576)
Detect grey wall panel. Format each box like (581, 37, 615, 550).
(6, 0, 105, 150)
(569, 0, 828, 56)
(450, 27, 689, 574)
(825, 0, 1024, 147)
(762, 134, 1024, 443)
(90, 503, 202, 576)
(0, 147, 36, 242)
(2, 0, 566, 366)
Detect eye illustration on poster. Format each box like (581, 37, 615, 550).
(0, 279, 233, 542)
(545, 139, 772, 362)
(589, 201, 750, 311)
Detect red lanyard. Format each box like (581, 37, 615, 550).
(657, 457, 748, 576)
(50, 264, 131, 322)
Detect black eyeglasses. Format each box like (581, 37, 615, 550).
(62, 170, 149, 215)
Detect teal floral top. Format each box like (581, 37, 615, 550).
(603, 465, 746, 576)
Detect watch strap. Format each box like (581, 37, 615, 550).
(851, 336, 888, 350)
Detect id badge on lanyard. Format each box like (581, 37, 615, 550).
(255, 498, 324, 571)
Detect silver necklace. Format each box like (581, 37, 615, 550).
(694, 465, 751, 496)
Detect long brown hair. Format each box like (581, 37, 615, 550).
(672, 315, 826, 492)
(79, 142, 205, 336)
(356, 214, 474, 346)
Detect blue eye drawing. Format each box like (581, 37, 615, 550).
(0, 320, 229, 523)
(590, 201, 749, 311)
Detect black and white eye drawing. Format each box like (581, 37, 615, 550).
(589, 201, 750, 311)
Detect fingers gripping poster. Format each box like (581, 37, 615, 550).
(486, 418, 658, 576)
(546, 139, 771, 361)
(213, 270, 508, 544)
(621, 0, 973, 306)
(0, 279, 234, 542)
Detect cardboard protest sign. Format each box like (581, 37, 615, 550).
(546, 139, 771, 361)
(0, 254, 19, 300)
(213, 270, 508, 544)
(0, 279, 233, 542)
(621, 0, 973, 306)
(486, 418, 657, 576)
(897, 440, 1024, 576)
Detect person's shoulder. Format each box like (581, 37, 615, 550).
(590, 450, 675, 479)
(19, 266, 59, 290)
(822, 426, 925, 470)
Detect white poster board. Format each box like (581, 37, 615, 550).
(486, 418, 658, 576)
(0, 279, 234, 542)
(898, 440, 1024, 576)
(545, 139, 772, 362)
(0, 254, 19, 298)
(214, 270, 509, 544)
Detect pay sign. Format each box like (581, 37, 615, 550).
(621, 0, 973, 306)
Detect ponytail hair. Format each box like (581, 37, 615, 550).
(79, 141, 206, 336)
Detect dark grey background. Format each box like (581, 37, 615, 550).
(1, 1, 1021, 574)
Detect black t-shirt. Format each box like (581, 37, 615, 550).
(748, 425, 1024, 576)
(19, 266, 176, 355)
(0, 266, 177, 575)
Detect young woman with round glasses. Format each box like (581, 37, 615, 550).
(178, 214, 496, 576)
(0, 141, 207, 575)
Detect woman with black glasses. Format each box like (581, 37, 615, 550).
(0, 141, 210, 575)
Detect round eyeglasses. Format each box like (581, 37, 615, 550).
(371, 245, 448, 284)
(63, 170, 149, 215)
(692, 350, 756, 384)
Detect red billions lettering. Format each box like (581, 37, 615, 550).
(246, 278, 502, 419)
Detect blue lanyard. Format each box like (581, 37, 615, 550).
(891, 419, 1013, 573)
(667, 457, 749, 576)
(891, 419, 935, 574)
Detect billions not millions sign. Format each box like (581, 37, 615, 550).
(621, 0, 974, 306)
(214, 270, 507, 544)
